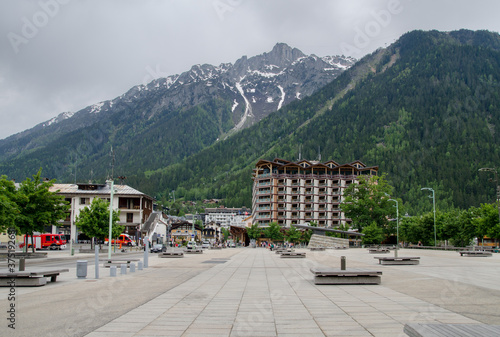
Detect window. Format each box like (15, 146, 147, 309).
(80, 198, 89, 205)
(127, 213, 133, 223)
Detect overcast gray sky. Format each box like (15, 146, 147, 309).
(1, 0, 499, 140)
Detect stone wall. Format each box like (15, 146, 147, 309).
(307, 234, 349, 249)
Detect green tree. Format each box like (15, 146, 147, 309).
(341, 174, 395, 234)
(285, 225, 301, 244)
(75, 197, 122, 249)
(361, 222, 385, 245)
(264, 222, 284, 242)
(246, 223, 262, 240)
(478, 203, 500, 243)
(221, 227, 230, 242)
(0, 176, 19, 234)
(16, 169, 69, 252)
(399, 215, 425, 245)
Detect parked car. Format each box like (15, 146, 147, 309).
(201, 241, 211, 249)
(186, 241, 197, 250)
(150, 244, 165, 253)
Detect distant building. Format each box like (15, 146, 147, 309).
(252, 158, 378, 227)
(49, 182, 154, 242)
(204, 206, 252, 228)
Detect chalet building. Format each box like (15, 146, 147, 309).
(252, 158, 378, 228)
(170, 221, 203, 244)
(49, 182, 154, 243)
(203, 221, 222, 242)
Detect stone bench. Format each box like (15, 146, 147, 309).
(159, 252, 184, 258)
(280, 252, 306, 258)
(100, 258, 140, 268)
(309, 247, 325, 251)
(374, 256, 420, 265)
(459, 251, 492, 257)
(311, 267, 382, 285)
(404, 323, 500, 337)
(275, 248, 293, 254)
(184, 249, 203, 254)
(368, 249, 390, 254)
(0, 268, 69, 286)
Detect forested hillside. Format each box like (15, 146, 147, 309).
(131, 30, 500, 215)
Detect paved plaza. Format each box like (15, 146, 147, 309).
(2, 247, 500, 336)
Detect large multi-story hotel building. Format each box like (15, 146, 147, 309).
(252, 158, 378, 227)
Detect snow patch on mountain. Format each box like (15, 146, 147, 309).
(90, 102, 104, 114)
(277, 85, 285, 110)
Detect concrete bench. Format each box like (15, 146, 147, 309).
(159, 252, 184, 258)
(311, 267, 382, 285)
(459, 251, 492, 257)
(368, 248, 390, 254)
(404, 323, 500, 337)
(275, 248, 294, 254)
(0, 268, 69, 286)
(280, 252, 306, 258)
(375, 256, 420, 265)
(184, 249, 203, 254)
(100, 258, 140, 268)
(309, 247, 325, 251)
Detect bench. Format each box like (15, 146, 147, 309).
(459, 251, 492, 257)
(368, 248, 390, 254)
(404, 323, 500, 337)
(159, 252, 184, 258)
(309, 247, 325, 251)
(275, 248, 294, 254)
(280, 252, 306, 258)
(184, 249, 203, 254)
(0, 268, 69, 286)
(311, 267, 382, 285)
(100, 258, 140, 268)
(374, 256, 420, 265)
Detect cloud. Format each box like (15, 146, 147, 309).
(0, 0, 500, 140)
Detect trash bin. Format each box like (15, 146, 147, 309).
(76, 260, 88, 279)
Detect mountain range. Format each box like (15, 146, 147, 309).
(2, 29, 500, 215)
(0, 43, 354, 183)
(126, 29, 500, 214)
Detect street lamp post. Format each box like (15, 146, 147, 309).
(421, 188, 436, 247)
(388, 198, 399, 255)
(385, 193, 399, 257)
(107, 179, 115, 259)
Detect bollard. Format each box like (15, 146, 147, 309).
(110, 265, 117, 277)
(76, 260, 88, 279)
(130, 262, 136, 273)
(138, 261, 143, 270)
(19, 258, 25, 271)
(95, 245, 99, 279)
(144, 238, 149, 268)
(340, 256, 346, 270)
(120, 263, 127, 275)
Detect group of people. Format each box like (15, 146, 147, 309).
(260, 241, 294, 251)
